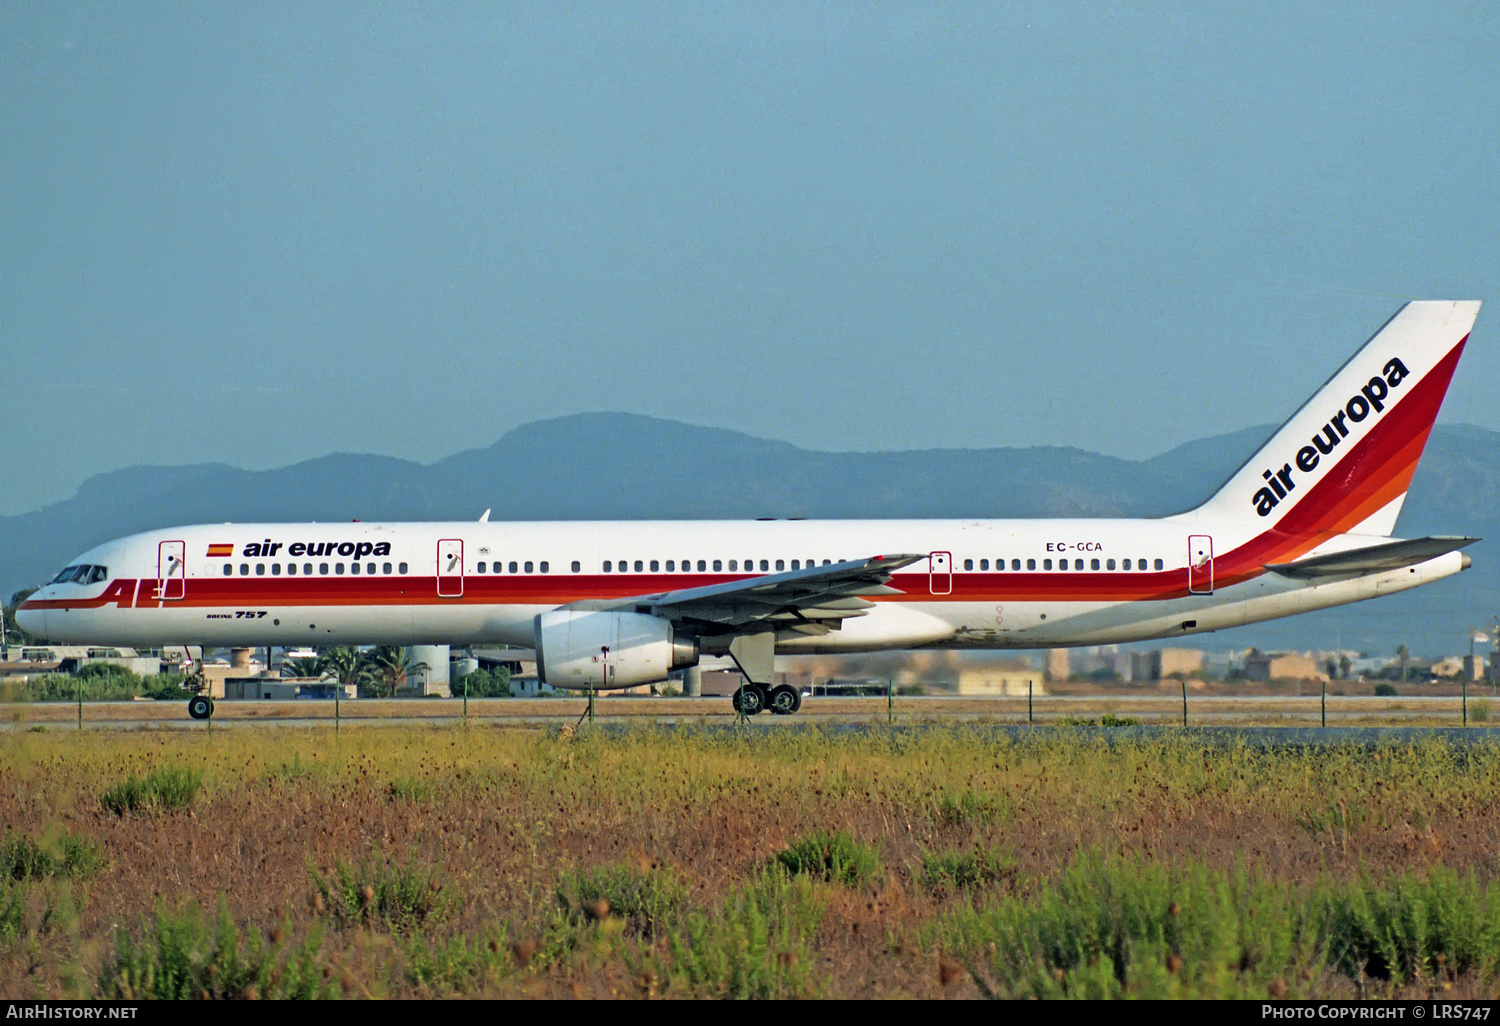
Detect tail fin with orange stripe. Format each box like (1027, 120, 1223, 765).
(1181, 300, 1480, 536)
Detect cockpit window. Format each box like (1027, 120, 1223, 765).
(52, 564, 108, 585)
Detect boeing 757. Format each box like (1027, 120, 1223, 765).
(17, 301, 1482, 717)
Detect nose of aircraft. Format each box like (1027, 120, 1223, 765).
(14, 601, 46, 641)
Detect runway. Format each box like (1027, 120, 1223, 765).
(6, 692, 1500, 733)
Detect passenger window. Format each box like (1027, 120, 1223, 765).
(240, 564, 250, 575)
(760, 560, 769, 572)
(335, 563, 345, 574)
(1155, 558, 1165, 570)
(367, 563, 375, 574)
(650, 560, 659, 572)
(1091, 558, 1100, 570)
(571, 561, 580, 573)
(980, 559, 989, 571)
(383, 562, 392, 574)
(478, 562, 487, 574)
(271, 564, 281, 576)
(1026, 559, 1035, 571)
(775, 559, 784, 571)
(963, 559, 973, 570)
(223, 565, 232, 576)
(666, 560, 675, 572)
(1013, 559, 1022, 571)
(1107, 558, 1116, 570)
(698, 560, 707, 572)
(524, 561, 534, 573)
(398, 562, 407, 574)
(509, 562, 518, 574)
(1075, 559, 1084, 570)
(540, 561, 549, 573)
(350, 563, 360, 575)
(791, 560, 800, 570)
(1122, 558, 1132, 570)
(603, 561, 612, 572)
(256, 564, 265, 576)
(320, 563, 329, 575)
(1043, 559, 1053, 570)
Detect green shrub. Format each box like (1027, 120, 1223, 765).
(940, 852, 1318, 999)
(1374, 683, 1398, 697)
(556, 862, 688, 937)
(1471, 699, 1493, 723)
(1321, 869, 1500, 983)
(931, 789, 1011, 826)
(385, 778, 432, 803)
(0, 881, 23, 944)
(0, 830, 103, 881)
(922, 845, 1018, 892)
(101, 766, 203, 815)
(100, 900, 334, 999)
(310, 854, 455, 932)
(665, 869, 827, 998)
(776, 831, 880, 888)
(451, 667, 512, 698)
(1101, 713, 1141, 727)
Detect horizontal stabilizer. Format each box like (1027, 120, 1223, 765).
(1265, 536, 1477, 579)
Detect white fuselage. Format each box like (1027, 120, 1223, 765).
(17, 517, 1464, 654)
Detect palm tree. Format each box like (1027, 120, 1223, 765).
(1396, 643, 1411, 682)
(281, 656, 324, 679)
(360, 645, 430, 698)
(316, 647, 366, 692)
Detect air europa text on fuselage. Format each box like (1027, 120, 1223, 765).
(238, 540, 393, 558)
(1251, 357, 1410, 517)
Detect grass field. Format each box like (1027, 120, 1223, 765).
(3, 725, 1500, 998)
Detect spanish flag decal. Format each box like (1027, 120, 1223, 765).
(206, 543, 234, 557)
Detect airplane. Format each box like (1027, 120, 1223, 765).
(17, 300, 1482, 719)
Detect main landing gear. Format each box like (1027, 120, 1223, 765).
(731, 683, 802, 716)
(184, 666, 213, 720)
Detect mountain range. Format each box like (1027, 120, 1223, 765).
(3, 414, 1496, 658)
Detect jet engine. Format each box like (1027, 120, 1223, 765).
(533, 610, 698, 689)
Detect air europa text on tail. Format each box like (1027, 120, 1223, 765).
(1251, 357, 1410, 517)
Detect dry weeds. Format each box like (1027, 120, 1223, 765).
(1, 725, 1498, 998)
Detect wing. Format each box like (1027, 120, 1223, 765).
(1265, 536, 1477, 579)
(564, 553, 927, 638)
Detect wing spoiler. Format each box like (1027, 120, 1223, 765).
(1265, 536, 1478, 579)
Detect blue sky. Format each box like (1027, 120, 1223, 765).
(3, 3, 1496, 516)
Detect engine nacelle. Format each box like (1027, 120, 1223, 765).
(534, 610, 698, 689)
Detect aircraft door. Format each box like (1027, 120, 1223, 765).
(1188, 535, 1213, 594)
(157, 540, 186, 601)
(929, 551, 952, 595)
(437, 539, 464, 597)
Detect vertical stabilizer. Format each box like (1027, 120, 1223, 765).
(1180, 301, 1480, 536)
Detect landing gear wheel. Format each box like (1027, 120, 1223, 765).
(187, 695, 213, 720)
(768, 684, 802, 715)
(731, 683, 769, 716)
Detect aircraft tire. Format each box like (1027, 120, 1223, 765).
(768, 685, 801, 715)
(187, 695, 213, 720)
(731, 684, 768, 716)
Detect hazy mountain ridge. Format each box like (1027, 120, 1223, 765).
(3, 414, 1495, 656)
